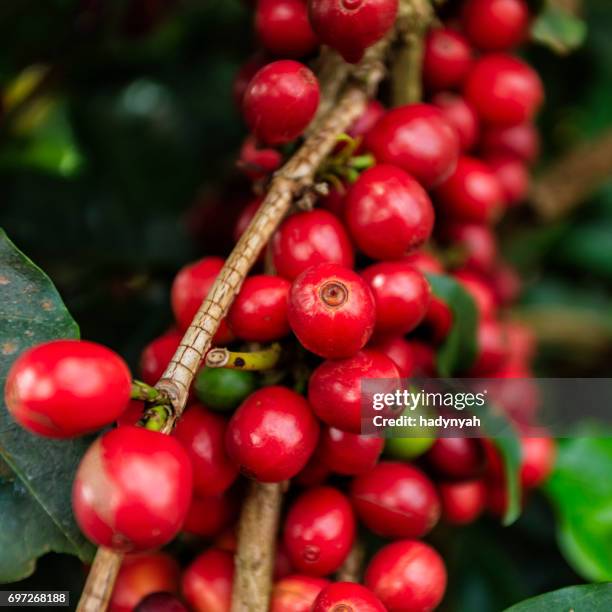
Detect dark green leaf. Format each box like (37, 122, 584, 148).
(425, 273, 478, 377)
(545, 436, 612, 581)
(504, 583, 612, 611)
(0, 229, 94, 582)
(531, 3, 587, 55)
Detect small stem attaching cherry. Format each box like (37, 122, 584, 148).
(205, 343, 282, 371)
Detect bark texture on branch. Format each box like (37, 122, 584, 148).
(231, 482, 285, 612)
(530, 129, 612, 220)
(76, 549, 123, 612)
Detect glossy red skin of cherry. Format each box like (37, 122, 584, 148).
(465, 54, 544, 126)
(228, 275, 291, 342)
(271, 575, 330, 612)
(423, 295, 454, 344)
(454, 269, 497, 320)
(345, 165, 435, 260)
(312, 582, 386, 612)
(182, 490, 238, 537)
(308, 0, 399, 64)
(233, 53, 267, 109)
(462, 0, 530, 51)
(424, 28, 473, 92)
(403, 250, 445, 275)
(181, 549, 234, 612)
(226, 386, 319, 482)
(140, 331, 181, 386)
(308, 350, 400, 434)
(470, 318, 510, 375)
(134, 593, 188, 612)
(318, 426, 384, 475)
(238, 135, 282, 180)
(362, 261, 432, 337)
(480, 122, 540, 164)
(443, 223, 497, 274)
(173, 404, 238, 496)
(117, 400, 144, 427)
(349, 99, 386, 141)
(521, 435, 556, 488)
(365, 104, 460, 188)
(487, 154, 529, 206)
(432, 92, 479, 152)
(288, 262, 375, 359)
(439, 479, 487, 525)
(255, 0, 318, 58)
(320, 184, 347, 217)
(284, 487, 355, 576)
(5, 340, 132, 438)
(109, 553, 180, 612)
(371, 336, 415, 377)
(243, 60, 320, 145)
(171, 256, 233, 343)
(365, 540, 447, 612)
(427, 437, 485, 480)
(435, 156, 504, 224)
(351, 461, 441, 539)
(272, 210, 354, 281)
(294, 452, 331, 487)
(73, 426, 192, 552)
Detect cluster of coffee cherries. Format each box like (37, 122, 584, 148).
(3, 1, 559, 611)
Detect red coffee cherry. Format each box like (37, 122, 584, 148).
(464, 54, 544, 126)
(284, 486, 355, 576)
(470, 318, 510, 375)
(362, 261, 432, 337)
(454, 269, 497, 320)
(432, 92, 479, 152)
(182, 491, 238, 538)
(318, 426, 384, 475)
(439, 479, 487, 525)
(424, 28, 473, 91)
(295, 452, 331, 487)
(171, 256, 233, 343)
(243, 60, 320, 145)
(255, 0, 318, 57)
(5, 340, 131, 438)
(109, 553, 180, 612)
(520, 435, 556, 488)
(403, 250, 445, 275)
(345, 165, 435, 260)
(348, 99, 386, 142)
(226, 386, 320, 482)
(320, 183, 347, 218)
(365, 104, 460, 188)
(308, 350, 400, 433)
(312, 582, 386, 612)
(173, 404, 238, 496)
(181, 549, 234, 612)
(233, 53, 267, 109)
(491, 261, 522, 306)
(140, 330, 181, 386)
(479, 122, 540, 164)
(351, 461, 441, 538)
(288, 263, 376, 359)
(409, 340, 438, 376)
(434, 156, 504, 224)
(73, 426, 192, 552)
(427, 437, 485, 479)
(117, 400, 144, 427)
(365, 540, 447, 612)
(423, 293, 454, 344)
(271, 575, 330, 612)
(228, 274, 291, 342)
(442, 223, 497, 274)
(462, 0, 530, 52)
(308, 0, 399, 64)
(272, 210, 354, 281)
(134, 593, 188, 612)
(487, 154, 529, 206)
(371, 336, 415, 377)
(238, 135, 282, 180)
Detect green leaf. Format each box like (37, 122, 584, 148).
(531, 3, 587, 55)
(544, 436, 612, 581)
(425, 273, 478, 377)
(0, 229, 94, 582)
(504, 583, 612, 611)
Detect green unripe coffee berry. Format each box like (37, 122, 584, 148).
(194, 367, 257, 412)
(385, 436, 435, 461)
